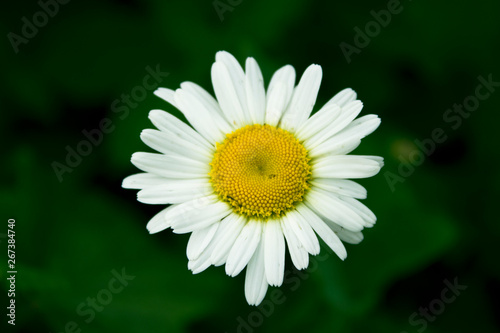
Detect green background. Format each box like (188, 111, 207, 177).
(2, 0, 499, 332)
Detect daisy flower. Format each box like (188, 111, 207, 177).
(123, 51, 383, 306)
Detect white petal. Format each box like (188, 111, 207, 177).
(265, 65, 295, 126)
(187, 215, 250, 275)
(297, 204, 347, 260)
(186, 222, 219, 261)
(284, 211, 320, 255)
(179, 83, 234, 134)
(148, 109, 213, 151)
(244, 239, 268, 306)
(146, 205, 176, 234)
(264, 220, 285, 287)
(280, 217, 309, 270)
(245, 57, 266, 125)
(187, 248, 213, 274)
(310, 137, 361, 158)
(122, 173, 167, 189)
(295, 104, 341, 142)
(187, 228, 223, 274)
(210, 214, 247, 266)
(305, 189, 365, 232)
(215, 52, 250, 124)
(212, 52, 251, 126)
(312, 155, 383, 179)
(280, 64, 322, 132)
(310, 115, 381, 157)
(154, 88, 177, 107)
(310, 179, 367, 199)
(305, 100, 364, 149)
(216, 51, 246, 79)
(174, 89, 229, 143)
(166, 195, 231, 234)
(320, 217, 365, 244)
(180, 82, 226, 118)
(137, 179, 212, 204)
(338, 114, 381, 140)
(339, 196, 377, 227)
(140, 129, 212, 162)
(363, 155, 385, 166)
(131, 152, 209, 179)
(323, 88, 357, 108)
(225, 219, 262, 277)
(337, 229, 364, 244)
(265, 82, 287, 126)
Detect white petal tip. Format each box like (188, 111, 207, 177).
(154, 88, 171, 97)
(215, 50, 234, 61)
(146, 226, 167, 234)
(338, 252, 347, 261)
(148, 109, 165, 119)
(306, 64, 323, 76)
(352, 100, 363, 107)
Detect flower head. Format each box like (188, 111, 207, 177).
(123, 51, 383, 305)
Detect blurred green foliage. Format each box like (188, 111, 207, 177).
(2, 0, 500, 332)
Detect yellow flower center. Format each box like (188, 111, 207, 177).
(210, 124, 311, 219)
